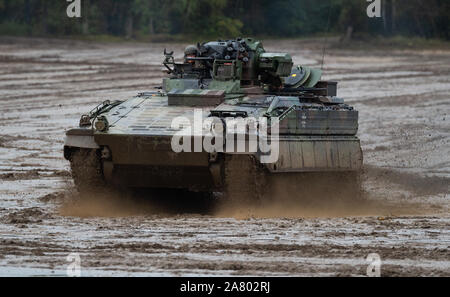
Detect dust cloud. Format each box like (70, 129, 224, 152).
(58, 166, 442, 219)
(215, 167, 438, 219)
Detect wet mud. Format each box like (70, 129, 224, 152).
(0, 37, 448, 276)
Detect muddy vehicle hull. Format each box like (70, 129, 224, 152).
(64, 38, 363, 199)
(64, 94, 362, 194)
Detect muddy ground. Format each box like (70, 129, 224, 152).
(0, 37, 448, 276)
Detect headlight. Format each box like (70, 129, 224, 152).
(79, 114, 91, 127)
(95, 116, 109, 132)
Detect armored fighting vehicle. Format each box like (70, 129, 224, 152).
(64, 38, 363, 201)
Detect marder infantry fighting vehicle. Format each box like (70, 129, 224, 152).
(64, 38, 363, 202)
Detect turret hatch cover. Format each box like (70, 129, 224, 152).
(284, 66, 310, 88)
(303, 68, 322, 88)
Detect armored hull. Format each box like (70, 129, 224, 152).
(64, 38, 363, 201)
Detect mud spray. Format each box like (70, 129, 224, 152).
(218, 165, 449, 219)
(57, 165, 448, 219)
(58, 188, 216, 217)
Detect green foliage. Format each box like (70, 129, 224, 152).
(0, 21, 28, 35)
(0, 0, 448, 40)
(215, 17, 243, 38)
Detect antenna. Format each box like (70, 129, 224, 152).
(321, 0, 333, 70)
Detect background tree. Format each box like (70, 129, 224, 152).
(0, 0, 448, 40)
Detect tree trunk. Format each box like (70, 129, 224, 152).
(25, 0, 31, 36)
(425, 1, 439, 38)
(391, 0, 396, 33)
(42, 1, 48, 35)
(149, 16, 154, 35)
(82, 0, 90, 35)
(126, 12, 133, 39)
(413, 13, 425, 37)
(382, 0, 387, 34)
(341, 26, 353, 43)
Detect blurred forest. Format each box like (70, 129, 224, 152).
(0, 0, 448, 40)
